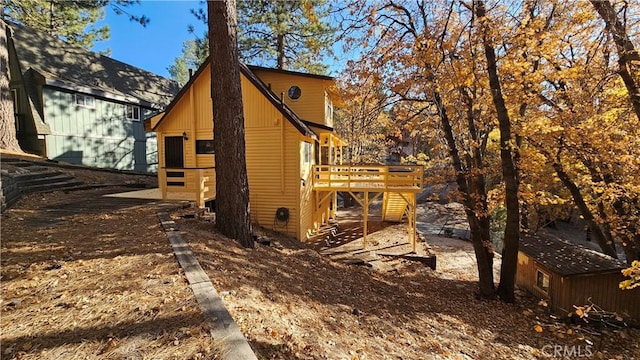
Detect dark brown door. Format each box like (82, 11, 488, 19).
(164, 136, 184, 168)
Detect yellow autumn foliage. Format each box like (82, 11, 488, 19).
(620, 261, 640, 290)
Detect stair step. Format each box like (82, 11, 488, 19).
(1, 160, 35, 167)
(13, 166, 62, 181)
(14, 171, 64, 181)
(22, 181, 84, 193)
(19, 174, 74, 187)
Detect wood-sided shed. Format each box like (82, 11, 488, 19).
(517, 235, 640, 319)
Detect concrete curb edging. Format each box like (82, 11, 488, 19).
(157, 212, 258, 360)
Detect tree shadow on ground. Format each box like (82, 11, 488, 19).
(0, 187, 182, 280)
(0, 313, 205, 353)
(183, 216, 640, 359)
(186, 228, 544, 356)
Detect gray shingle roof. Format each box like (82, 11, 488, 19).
(520, 234, 627, 276)
(9, 22, 180, 109)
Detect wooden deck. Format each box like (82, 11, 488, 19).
(312, 165, 423, 192)
(311, 165, 424, 251)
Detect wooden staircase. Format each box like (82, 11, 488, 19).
(382, 192, 410, 222)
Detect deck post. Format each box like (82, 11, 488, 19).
(363, 191, 369, 249)
(331, 191, 337, 219)
(197, 169, 205, 208)
(328, 137, 333, 166)
(411, 194, 417, 253)
(160, 169, 168, 200)
(314, 190, 320, 230)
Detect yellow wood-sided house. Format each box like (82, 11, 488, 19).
(146, 60, 424, 244)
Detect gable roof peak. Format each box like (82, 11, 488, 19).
(152, 58, 317, 139)
(247, 64, 334, 81)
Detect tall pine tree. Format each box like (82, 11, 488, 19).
(208, 0, 253, 248)
(167, 39, 205, 85)
(4, 0, 148, 49)
(1, 11, 20, 152)
(168, 0, 334, 82)
(236, 0, 333, 72)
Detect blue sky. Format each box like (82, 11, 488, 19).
(92, 1, 207, 78)
(91, 1, 350, 79)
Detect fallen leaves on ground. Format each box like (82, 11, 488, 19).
(1, 175, 216, 359)
(180, 214, 640, 360)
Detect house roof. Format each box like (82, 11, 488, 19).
(302, 120, 334, 132)
(247, 65, 334, 81)
(151, 57, 317, 140)
(520, 234, 627, 276)
(8, 22, 180, 109)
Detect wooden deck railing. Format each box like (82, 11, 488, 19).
(312, 165, 423, 192)
(159, 167, 216, 207)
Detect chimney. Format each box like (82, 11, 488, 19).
(188, 68, 193, 78)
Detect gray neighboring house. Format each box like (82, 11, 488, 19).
(7, 22, 180, 172)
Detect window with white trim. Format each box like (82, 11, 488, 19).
(303, 141, 313, 164)
(126, 104, 140, 121)
(536, 269, 550, 294)
(325, 92, 333, 125)
(75, 94, 95, 108)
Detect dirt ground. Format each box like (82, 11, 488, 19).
(179, 214, 639, 360)
(1, 186, 216, 359)
(1, 161, 639, 359)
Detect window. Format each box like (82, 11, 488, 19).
(325, 92, 333, 125)
(75, 94, 95, 108)
(303, 142, 313, 164)
(126, 104, 140, 121)
(536, 269, 550, 294)
(196, 140, 215, 154)
(288, 85, 301, 100)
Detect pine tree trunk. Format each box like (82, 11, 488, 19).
(435, 91, 496, 299)
(276, 33, 285, 70)
(0, 16, 22, 152)
(474, 0, 519, 303)
(590, 0, 640, 122)
(208, 0, 253, 248)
